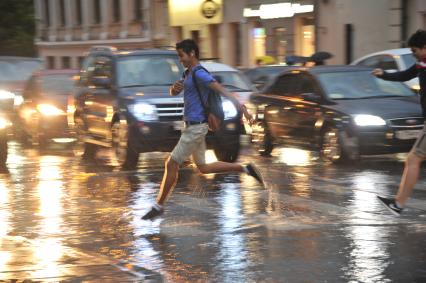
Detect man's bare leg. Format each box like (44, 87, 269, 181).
(395, 152, 424, 207)
(156, 156, 180, 205)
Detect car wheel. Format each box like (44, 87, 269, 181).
(214, 142, 240, 162)
(252, 121, 273, 156)
(0, 131, 7, 165)
(112, 119, 139, 170)
(320, 127, 346, 163)
(73, 116, 98, 160)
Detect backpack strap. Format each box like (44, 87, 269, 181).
(192, 66, 210, 116)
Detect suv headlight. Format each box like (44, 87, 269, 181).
(353, 114, 386, 126)
(129, 103, 158, 121)
(222, 99, 238, 120)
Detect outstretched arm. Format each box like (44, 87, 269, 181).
(372, 64, 417, 82)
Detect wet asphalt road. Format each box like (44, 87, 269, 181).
(1, 140, 426, 282)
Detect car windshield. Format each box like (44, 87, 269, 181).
(401, 53, 416, 68)
(318, 70, 414, 100)
(117, 55, 183, 87)
(0, 59, 42, 82)
(211, 71, 252, 91)
(42, 74, 75, 95)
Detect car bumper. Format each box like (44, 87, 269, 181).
(37, 116, 74, 140)
(357, 127, 421, 154)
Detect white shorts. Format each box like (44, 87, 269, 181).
(412, 122, 426, 158)
(170, 123, 209, 165)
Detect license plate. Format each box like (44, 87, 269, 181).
(395, 129, 422, 140)
(173, 121, 184, 131)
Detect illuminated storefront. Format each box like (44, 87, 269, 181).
(243, 1, 315, 65)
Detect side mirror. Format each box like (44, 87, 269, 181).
(91, 76, 111, 88)
(301, 92, 320, 103)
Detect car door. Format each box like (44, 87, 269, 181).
(289, 73, 323, 145)
(263, 73, 301, 141)
(84, 55, 115, 139)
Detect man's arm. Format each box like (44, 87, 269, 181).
(373, 64, 417, 82)
(208, 81, 242, 109)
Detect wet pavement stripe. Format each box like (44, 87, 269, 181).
(0, 235, 162, 281)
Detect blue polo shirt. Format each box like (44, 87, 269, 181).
(183, 65, 215, 122)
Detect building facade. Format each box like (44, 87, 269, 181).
(34, 0, 171, 69)
(316, 0, 426, 64)
(34, 0, 426, 70)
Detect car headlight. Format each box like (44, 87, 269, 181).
(0, 117, 11, 129)
(14, 94, 24, 106)
(129, 103, 158, 121)
(36, 103, 66, 116)
(353, 114, 386, 126)
(222, 99, 238, 120)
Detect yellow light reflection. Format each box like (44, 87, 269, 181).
(31, 156, 65, 278)
(345, 173, 391, 282)
(205, 149, 217, 164)
(0, 179, 11, 271)
(277, 147, 311, 166)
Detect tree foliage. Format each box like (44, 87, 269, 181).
(0, 0, 36, 57)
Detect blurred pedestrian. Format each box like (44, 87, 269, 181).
(372, 29, 426, 215)
(141, 39, 264, 220)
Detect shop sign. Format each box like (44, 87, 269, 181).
(169, 0, 223, 26)
(244, 2, 313, 19)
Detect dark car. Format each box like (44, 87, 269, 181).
(17, 69, 78, 146)
(250, 66, 424, 162)
(70, 46, 243, 169)
(244, 65, 294, 90)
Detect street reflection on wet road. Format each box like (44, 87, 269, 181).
(0, 141, 426, 281)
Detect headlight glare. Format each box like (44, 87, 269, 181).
(0, 117, 11, 129)
(0, 90, 15, 100)
(37, 104, 66, 116)
(129, 103, 158, 121)
(353, 114, 386, 126)
(222, 99, 238, 120)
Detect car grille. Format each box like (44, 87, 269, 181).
(389, 117, 424, 129)
(155, 102, 184, 121)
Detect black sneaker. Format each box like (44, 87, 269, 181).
(141, 206, 164, 220)
(377, 195, 403, 216)
(246, 163, 264, 186)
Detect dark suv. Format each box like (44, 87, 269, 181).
(70, 46, 243, 169)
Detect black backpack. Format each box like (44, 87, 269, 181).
(191, 66, 225, 131)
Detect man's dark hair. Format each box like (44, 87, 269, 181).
(407, 29, 426, 48)
(176, 39, 200, 59)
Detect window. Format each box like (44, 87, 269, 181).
(62, 56, 71, 69)
(357, 56, 380, 68)
(299, 74, 319, 94)
(78, 56, 85, 69)
(44, 0, 50, 27)
(116, 55, 183, 87)
(59, 0, 66, 26)
(270, 74, 300, 96)
(134, 0, 143, 21)
(113, 0, 121, 23)
(378, 55, 398, 70)
(47, 56, 55, 69)
(75, 0, 82, 26)
(88, 56, 113, 84)
(93, 0, 101, 24)
(78, 56, 96, 85)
